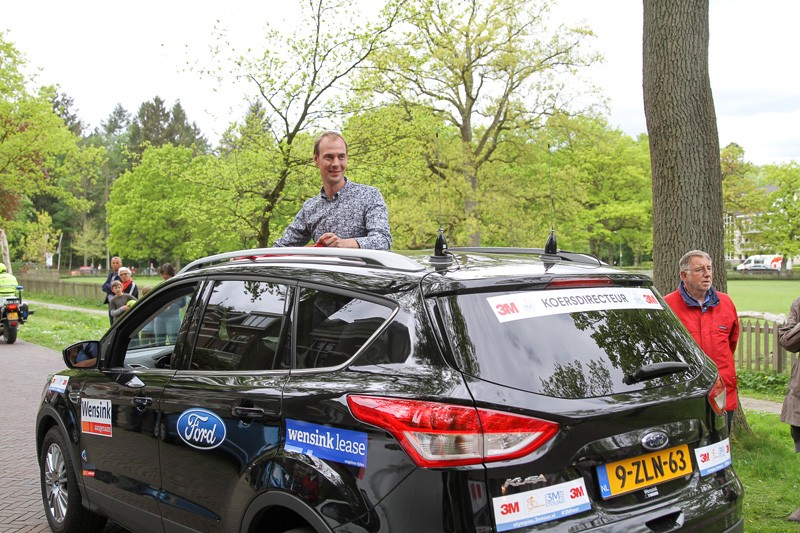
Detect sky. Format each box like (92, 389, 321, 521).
(4, 1, 800, 166)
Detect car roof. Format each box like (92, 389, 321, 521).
(175, 247, 651, 295)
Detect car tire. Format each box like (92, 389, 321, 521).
(40, 427, 107, 533)
(282, 528, 315, 533)
(2, 326, 16, 344)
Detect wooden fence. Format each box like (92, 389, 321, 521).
(736, 317, 796, 373)
(19, 277, 104, 302)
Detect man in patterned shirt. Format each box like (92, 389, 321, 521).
(274, 131, 392, 250)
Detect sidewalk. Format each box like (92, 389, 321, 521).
(25, 299, 107, 316)
(740, 396, 782, 415)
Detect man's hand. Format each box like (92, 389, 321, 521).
(317, 233, 360, 248)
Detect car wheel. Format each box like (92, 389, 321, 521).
(40, 427, 107, 533)
(2, 326, 16, 344)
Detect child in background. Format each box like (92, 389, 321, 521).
(109, 280, 136, 322)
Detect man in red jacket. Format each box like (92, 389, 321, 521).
(664, 250, 739, 430)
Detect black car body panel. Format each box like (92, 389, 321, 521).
(36, 247, 743, 533)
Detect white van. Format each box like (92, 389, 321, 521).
(735, 254, 790, 271)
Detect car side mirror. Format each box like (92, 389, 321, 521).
(63, 340, 100, 369)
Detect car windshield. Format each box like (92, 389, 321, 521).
(436, 287, 705, 398)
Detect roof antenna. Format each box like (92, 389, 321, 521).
(541, 144, 559, 265)
(431, 131, 453, 267)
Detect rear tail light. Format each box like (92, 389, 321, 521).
(708, 375, 726, 415)
(347, 395, 559, 467)
(545, 277, 613, 289)
(6, 303, 18, 311)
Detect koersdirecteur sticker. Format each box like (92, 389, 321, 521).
(488, 287, 662, 323)
(285, 419, 368, 468)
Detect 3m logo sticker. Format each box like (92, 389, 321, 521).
(176, 408, 226, 450)
(48, 375, 69, 393)
(492, 478, 591, 531)
(81, 399, 112, 437)
(285, 419, 368, 468)
(487, 287, 663, 323)
(694, 438, 731, 476)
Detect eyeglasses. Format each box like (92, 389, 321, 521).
(689, 267, 712, 274)
(119, 273, 130, 277)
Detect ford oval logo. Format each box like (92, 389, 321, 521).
(177, 408, 226, 450)
(641, 430, 669, 451)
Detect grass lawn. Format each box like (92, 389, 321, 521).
(727, 278, 800, 316)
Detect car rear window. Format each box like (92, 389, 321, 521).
(436, 286, 706, 398)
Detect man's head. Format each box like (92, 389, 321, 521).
(679, 250, 713, 299)
(313, 131, 348, 194)
(110, 256, 122, 272)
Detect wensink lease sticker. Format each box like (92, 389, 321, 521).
(285, 419, 368, 468)
(487, 287, 662, 323)
(694, 438, 732, 476)
(48, 375, 69, 393)
(81, 399, 112, 437)
(492, 478, 591, 531)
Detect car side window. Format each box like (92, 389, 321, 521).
(295, 287, 393, 369)
(190, 280, 289, 371)
(122, 284, 198, 369)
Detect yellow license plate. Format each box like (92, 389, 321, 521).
(596, 444, 692, 499)
(7, 312, 18, 320)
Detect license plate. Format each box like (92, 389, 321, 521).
(7, 312, 17, 320)
(596, 444, 692, 499)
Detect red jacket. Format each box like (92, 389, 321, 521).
(664, 284, 739, 411)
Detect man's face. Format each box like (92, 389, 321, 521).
(681, 255, 713, 295)
(111, 257, 122, 272)
(314, 136, 348, 189)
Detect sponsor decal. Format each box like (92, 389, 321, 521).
(176, 408, 226, 450)
(285, 419, 368, 468)
(82, 470, 96, 477)
(487, 287, 662, 323)
(694, 438, 732, 476)
(492, 478, 591, 531)
(48, 375, 69, 393)
(81, 399, 112, 437)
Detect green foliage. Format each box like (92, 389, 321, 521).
(21, 210, 60, 263)
(107, 145, 226, 263)
(738, 370, 789, 401)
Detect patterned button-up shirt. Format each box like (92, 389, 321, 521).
(274, 178, 392, 250)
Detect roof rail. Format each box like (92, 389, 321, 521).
(447, 247, 605, 267)
(178, 247, 426, 275)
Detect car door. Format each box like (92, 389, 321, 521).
(78, 280, 201, 533)
(157, 277, 291, 533)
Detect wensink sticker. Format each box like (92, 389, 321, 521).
(81, 399, 112, 437)
(176, 408, 226, 450)
(487, 287, 662, 323)
(492, 478, 591, 531)
(48, 375, 69, 393)
(694, 438, 732, 476)
(285, 419, 368, 468)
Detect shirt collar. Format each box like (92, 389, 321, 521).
(677, 281, 720, 312)
(318, 177, 349, 201)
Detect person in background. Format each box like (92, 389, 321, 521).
(101, 256, 122, 324)
(0, 263, 18, 298)
(154, 263, 181, 344)
(108, 280, 136, 322)
(779, 296, 800, 521)
(664, 250, 740, 430)
(117, 267, 139, 299)
(273, 131, 392, 250)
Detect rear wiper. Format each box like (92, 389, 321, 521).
(623, 362, 690, 385)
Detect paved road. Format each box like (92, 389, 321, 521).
(26, 299, 108, 316)
(0, 334, 783, 532)
(0, 339, 125, 533)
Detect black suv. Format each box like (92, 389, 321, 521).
(36, 245, 743, 533)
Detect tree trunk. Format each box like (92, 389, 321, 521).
(643, 0, 727, 295)
(0, 229, 11, 274)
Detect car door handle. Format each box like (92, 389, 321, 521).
(131, 396, 153, 409)
(231, 406, 266, 419)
